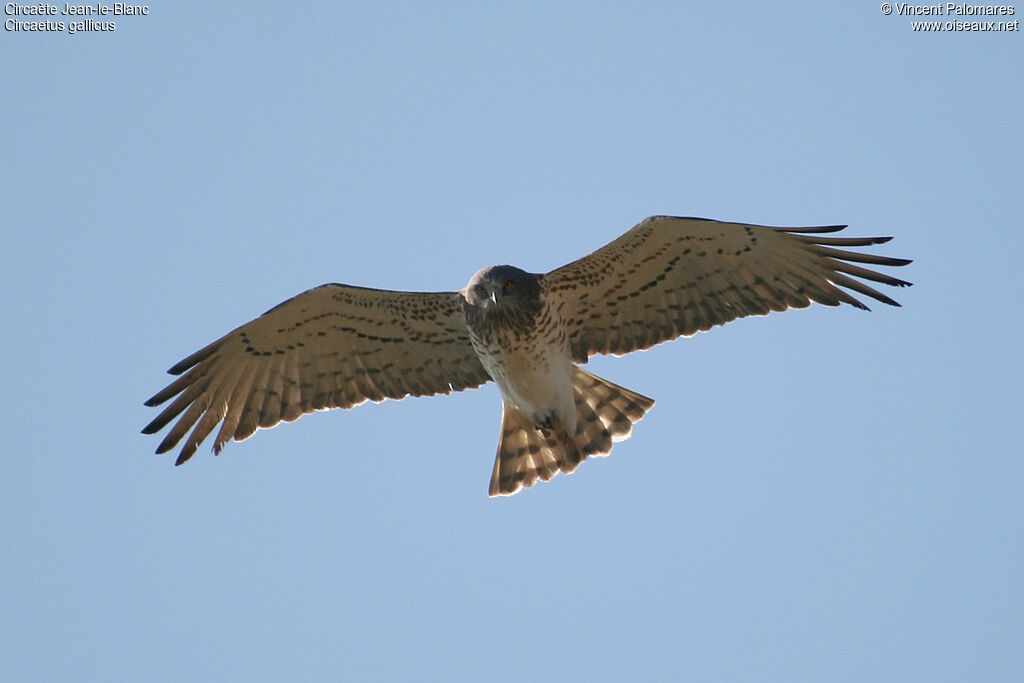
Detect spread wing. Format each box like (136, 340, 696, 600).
(142, 284, 490, 464)
(543, 216, 912, 361)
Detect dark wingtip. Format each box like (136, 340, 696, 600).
(784, 224, 847, 234)
(166, 342, 221, 376)
(167, 361, 190, 376)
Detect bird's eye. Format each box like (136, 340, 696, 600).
(504, 281, 514, 292)
(474, 285, 487, 296)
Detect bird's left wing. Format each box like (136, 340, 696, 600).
(143, 284, 490, 464)
(542, 216, 912, 361)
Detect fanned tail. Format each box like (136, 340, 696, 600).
(488, 367, 655, 497)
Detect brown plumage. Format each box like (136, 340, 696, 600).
(142, 286, 491, 464)
(143, 216, 911, 496)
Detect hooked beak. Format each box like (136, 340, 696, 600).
(489, 290, 498, 306)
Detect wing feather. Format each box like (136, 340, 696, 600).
(213, 361, 259, 450)
(280, 352, 304, 423)
(258, 354, 287, 428)
(143, 284, 491, 464)
(543, 216, 912, 361)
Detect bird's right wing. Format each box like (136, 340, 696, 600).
(142, 284, 490, 464)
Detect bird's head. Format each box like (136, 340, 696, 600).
(462, 265, 542, 320)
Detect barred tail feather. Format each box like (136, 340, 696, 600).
(488, 367, 655, 497)
(489, 403, 567, 497)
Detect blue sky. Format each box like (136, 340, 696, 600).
(3, 3, 1021, 681)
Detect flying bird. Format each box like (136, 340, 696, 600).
(143, 216, 911, 496)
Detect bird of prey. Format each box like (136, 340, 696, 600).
(143, 216, 911, 496)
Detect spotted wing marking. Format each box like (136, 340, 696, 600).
(542, 216, 912, 361)
(142, 284, 491, 464)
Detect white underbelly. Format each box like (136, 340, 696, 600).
(482, 345, 576, 430)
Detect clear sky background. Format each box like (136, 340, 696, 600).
(3, 3, 1021, 681)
